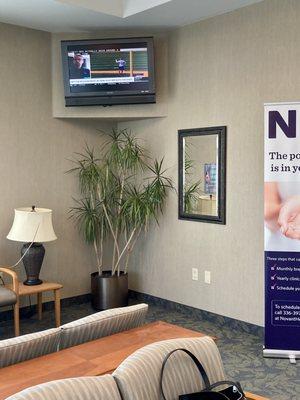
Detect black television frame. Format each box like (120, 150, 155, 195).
(61, 37, 156, 107)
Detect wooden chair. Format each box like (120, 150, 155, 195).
(0, 267, 19, 336)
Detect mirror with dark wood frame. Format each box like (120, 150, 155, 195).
(178, 126, 226, 224)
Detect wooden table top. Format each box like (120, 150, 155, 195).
(5, 281, 63, 296)
(0, 320, 267, 400)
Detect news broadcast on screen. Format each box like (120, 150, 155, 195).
(67, 42, 149, 93)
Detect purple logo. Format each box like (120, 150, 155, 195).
(269, 110, 296, 138)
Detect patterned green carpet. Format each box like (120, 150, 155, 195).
(0, 300, 299, 399)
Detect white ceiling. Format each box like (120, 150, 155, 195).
(0, 0, 263, 32)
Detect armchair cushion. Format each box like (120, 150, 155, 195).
(60, 303, 148, 350)
(0, 286, 17, 307)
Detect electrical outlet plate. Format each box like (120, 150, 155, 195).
(204, 270, 211, 284)
(192, 268, 198, 281)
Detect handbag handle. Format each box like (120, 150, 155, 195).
(160, 348, 211, 400)
(208, 380, 245, 396)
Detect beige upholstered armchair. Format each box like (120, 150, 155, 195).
(5, 376, 122, 400)
(0, 267, 19, 336)
(113, 336, 225, 400)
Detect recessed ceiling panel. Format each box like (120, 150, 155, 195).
(57, 0, 124, 17)
(123, 0, 173, 17)
(58, 0, 173, 17)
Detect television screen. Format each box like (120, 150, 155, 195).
(61, 37, 155, 106)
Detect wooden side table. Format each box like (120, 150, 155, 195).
(5, 281, 63, 336)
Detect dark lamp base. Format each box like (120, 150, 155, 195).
(23, 278, 43, 286)
(21, 242, 45, 286)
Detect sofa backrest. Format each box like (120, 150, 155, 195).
(59, 303, 148, 350)
(113, 336, 225, 400)
(5, 376, 122, 400)
(0, 328, 60, 368)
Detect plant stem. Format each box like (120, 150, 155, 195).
(112, 228, 136, 274)
(90, 193, 102, 275)
(124, 250, 130, 276)
(99, 224, 103, 273)
(114, 175, 125, 276)
(96, 186, 120, 274)
(93, 240, 101, 275)
(124, 227, 142, 274)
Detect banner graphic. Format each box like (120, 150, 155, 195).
(264, 102, 300, 360)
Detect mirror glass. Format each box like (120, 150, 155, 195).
(183, 134, 218, 216)
(178, 127, 226, 224)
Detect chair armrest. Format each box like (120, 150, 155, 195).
(245, 392, 269, 400)
(0, 267, 19, 294)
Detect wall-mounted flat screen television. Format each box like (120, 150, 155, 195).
(61, 37, 155, 106)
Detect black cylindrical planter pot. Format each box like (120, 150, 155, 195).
(91, 271, 128, 311)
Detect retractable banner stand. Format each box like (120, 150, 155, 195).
(264, 102, 300, 362)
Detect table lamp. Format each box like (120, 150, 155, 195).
(7, 206, 57, 285)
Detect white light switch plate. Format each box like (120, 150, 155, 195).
(192, 268, 198, 281)
(204, 270, 211, 284)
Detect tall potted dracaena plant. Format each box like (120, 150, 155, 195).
(69, 129, 173, 310)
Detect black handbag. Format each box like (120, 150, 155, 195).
(160, 348, 246, 400)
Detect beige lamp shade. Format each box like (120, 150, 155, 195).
(7, 207, 57, 243)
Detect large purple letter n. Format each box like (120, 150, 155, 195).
(269, 110, 296, 138)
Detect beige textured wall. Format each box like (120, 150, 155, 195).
(0, 22, 114, 304)
(119, 0, 300, 326)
